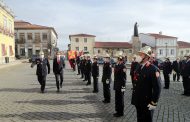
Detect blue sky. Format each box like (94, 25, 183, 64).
(5, 0, 190, 50)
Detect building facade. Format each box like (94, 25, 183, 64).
(177, 41, 190, 58)
(0, 1, 15, 64)
(69, 34, 96, 55)
(139, 32, 178, 61)
(14, 20, 58, 58)
(94, 42, 132, 58)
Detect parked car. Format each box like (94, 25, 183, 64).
(97, 58, 104, 64)
(29, 55, 38, 63)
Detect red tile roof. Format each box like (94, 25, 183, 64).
(69, 34, 96, 37)
(148, 33, 177, 39)
(178, 41, 190, 48)
(95, 42, 132, 48)
(14, 20, 58, 37)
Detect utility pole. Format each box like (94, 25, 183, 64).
(165, 42, 168, 57)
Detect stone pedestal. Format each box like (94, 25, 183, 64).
(132, 36, 142, 54)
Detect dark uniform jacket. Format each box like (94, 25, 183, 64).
(83, 59, 87, 73)
(130, 61, 139, 76)
(163, 61, 172, 74)
(114, 63, 126, 90)
(92, 62, 99, 77)
(131, 62, 161, 106)
(53, 57, 65, 74)
(86, 60, 92, 73)
(76, 56, 80, 65)
(152, 60, 158, 68)
(181, 60, 190, 77)
(102, 62, 112, 81)
(33, 58, 50, 76)
(172, 60, 180, 73)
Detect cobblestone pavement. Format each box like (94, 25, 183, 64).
(0, 61, 190, 122)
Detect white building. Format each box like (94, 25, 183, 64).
(69, 34, 96, 55)
(139, 32, 178, 61)
(177, 41, 190, 58)
(14, 20, 58, 58)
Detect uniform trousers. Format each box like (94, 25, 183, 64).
(115, 90, 124, 114)
(37, 75, 46, 92)
(55, 71, 64, 90)
(135, 105, 154, 122)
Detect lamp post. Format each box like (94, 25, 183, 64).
(165, 42, 168, 57)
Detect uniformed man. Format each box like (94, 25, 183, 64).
(80, 55, 84, 79)
(31, 51, 50, 93)
(181, 55, 190, 96)
(130, 55, 139, 89)
(102, 54, 112, 103)
(131, 46, 161, 122)
(92, 55, 99, 93)
(76, 54, 81, 75)
(83, 55, 88, 81)
(172, 57, 181, 82)
(86, 54, 92, 85)
(53, 52, 65, 92)
(113, 51, 127, 117)
(163, 57, 172, 89)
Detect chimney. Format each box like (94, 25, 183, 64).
(159, 31, 162, 35)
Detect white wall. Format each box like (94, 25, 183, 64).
(139, 34, 156, 47)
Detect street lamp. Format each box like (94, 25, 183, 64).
(165, 42, 168, 57)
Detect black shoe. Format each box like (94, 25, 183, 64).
(83, 80, 86, 81)
(93, 91, 98, 93)
(113, 113, 123, 117)
(86, 83, 91, 86)
(57, 89, 60, 93)
(41, 90, 45, 93)
(80, 77, 83, 79)
(102, 100, 110, 103)
(164, 87, 169, 89)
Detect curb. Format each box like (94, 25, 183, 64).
(0, 59, 28, 69)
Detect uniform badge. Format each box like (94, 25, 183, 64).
(156, 72, 160, 78)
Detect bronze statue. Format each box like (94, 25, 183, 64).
(134, 22, 138, 37)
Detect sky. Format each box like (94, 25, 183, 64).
(4, 0, 190, 50)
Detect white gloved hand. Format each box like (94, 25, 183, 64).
(147, 104, 156, 110)
(106, 79, 110, 84)
(121, 86, 125, 92)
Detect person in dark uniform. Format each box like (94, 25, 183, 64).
(181, 55, 190, 96)
(131, 46, 161, 122)
(86, 54, 92, 85)
(92, 55, 99, 93)
(76, 55, 81, 75)
(70, 58, 76, 71)
(53, 52, 65, 92)
(130, 55, 139, 89)
(102, 54, 112, 103)
(172, 57, 181, 82)
(83, 56, 88, 81)
(31, 51, 50, 93)
(80, 55, 84, 79)
(163, 57, 172, 89)
(113, 52, 127, 117)
(149, 53, 158, 68)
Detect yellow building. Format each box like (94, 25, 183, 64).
(0, 1, 15, 64)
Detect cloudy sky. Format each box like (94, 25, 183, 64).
(5, 0, 190, 50)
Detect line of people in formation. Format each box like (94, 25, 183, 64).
(30, 46, 189, 122)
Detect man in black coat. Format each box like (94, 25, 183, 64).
(113, 54, 127, 117)
(86, 54, 92, 85)
(102, 54, 112, 103)
(76, 55, 81, 75)
(92, 55, 99, 93)
(83, 56, 88, 81)
(163, 58, 172, 89)
(131, 46, 161, 122)
(181, 55, 190, 96)
(172, 57, 181, 82)
(130, 55, 139, 89)
(53, 52, 65, 92)
(31, 51, 50, 93)
(80, 55, 85, 79)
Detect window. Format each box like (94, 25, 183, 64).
(159, 49, 163, 55)
(27, 33, 33, 40)
(35, 33, 41, 43)
(20, 49, 25, 56)
(9, 45, 13, 56)
(171, 49, 174, 55)
(3, 17, 7, 30)
(84, 38, 87, 43)
(98, 50, 101, 53)
(129, 49, 132, 53)
(19, 33, 25, 43)
(186, 50, 189, 54)
(1, 44, 6, 56)
(84, 47, 87, 51)
(76, 47, 79, 51)
(42, 33, 48, 40)
(75, 38, 79, 42)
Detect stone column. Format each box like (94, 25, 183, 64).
(132, 36, 142, 55)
